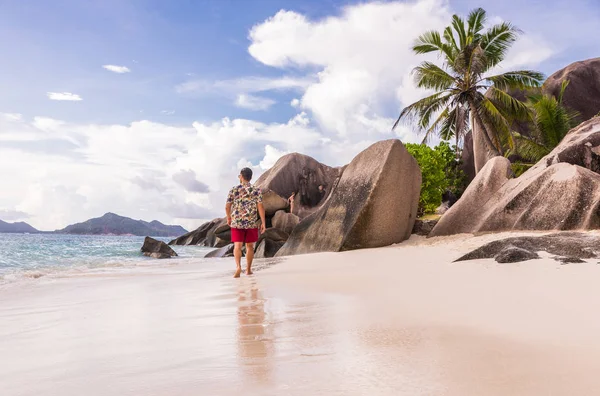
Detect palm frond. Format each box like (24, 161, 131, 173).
(480, 22, 521, 67)
(511, 132, 551, 162)
(466, 8, 487, 40)
(439, 107, 460, 141)
(487, 87, 532, 121)
(557, 79, 570, 102)
(462, 44, 488, 80)
(530, 94, 579, 147)
(485, 70, 545, 90)
(442, 26, 459, 63)
(412, 30, 457, 63)
(422, 108, 450, 144)
(413, 62, 456, 91)
(392, 92, 452, 131)
(451, 15, 468, 48)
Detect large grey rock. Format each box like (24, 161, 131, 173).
(255, 238, 286, 259)
(544, 58, 600, 122)
(456, 232, 598, 263)
(432, 118, 600, 236)
(168, 218, 220, 246)
(260, 189, 290, 216)
(272, 210, 300, 234)
(257, 227, 289, 244)
(204, 244, 235, 258)
(494, 247, 539, 263)
(141, 236, 178, 259)
(168, 218, 232, 248)
(253, 228, 289, 259)
(255, 153, 342, 218)
(531, 116, 600, 173)
(276, 139, 421, 256)
(211, 221, 231, 245)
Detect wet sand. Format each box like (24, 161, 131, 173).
(2, 232, 600, 395)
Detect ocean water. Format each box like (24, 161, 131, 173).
(0, 233, 211, 284)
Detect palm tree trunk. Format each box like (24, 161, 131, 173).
(469, 99, 501, 173)
(455, 133, 460, 160)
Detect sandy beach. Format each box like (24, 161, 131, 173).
(3, 232, 600, 395)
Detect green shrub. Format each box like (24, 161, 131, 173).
(406, 142, 466, 215)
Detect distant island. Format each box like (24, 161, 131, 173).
(0, 213, 188, 236)
(55, 213, 188, 236)
(0, 219, 39, 233)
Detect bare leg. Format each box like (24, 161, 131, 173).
(245, 243, 255, 275)
(233, 242, 243, 278)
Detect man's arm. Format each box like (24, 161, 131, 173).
(257, 202, 266, 233)
(225, 203, 232, 226)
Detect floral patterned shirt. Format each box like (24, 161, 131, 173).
(227, 183, 263, 229)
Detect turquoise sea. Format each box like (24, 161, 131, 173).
(0, 233, 211, 285)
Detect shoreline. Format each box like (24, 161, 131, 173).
(3, 231, 600, 395)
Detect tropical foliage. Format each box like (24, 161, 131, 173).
(508, 81, 580, 167)
(406, 142, 465, 215)
(394, 8, 544, 162)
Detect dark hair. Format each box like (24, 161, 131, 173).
(240, 167, 253, 181)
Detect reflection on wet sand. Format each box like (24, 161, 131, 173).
(237, 278, 273, 386)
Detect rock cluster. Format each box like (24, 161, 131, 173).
(169, 139, 421, 257)
(467, 57, 600, 176)
(276, 140, 420, 256)
(432, 117, 600, 236)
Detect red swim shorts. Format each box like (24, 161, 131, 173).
(231, 228, 259, 243)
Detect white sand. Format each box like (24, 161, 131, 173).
(2, 232, 600, 395)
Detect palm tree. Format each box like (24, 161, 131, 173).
(509, 81, 580, 164)
(393, 8, 544, 172)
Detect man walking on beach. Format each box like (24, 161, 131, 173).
(226, 167, 266, 278)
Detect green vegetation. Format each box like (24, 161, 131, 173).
(394, 7, 544, 164)
(406, 142, 465, 215)
(507, 81, 580, 174)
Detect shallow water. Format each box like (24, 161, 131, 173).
(0, 233, 210, 285)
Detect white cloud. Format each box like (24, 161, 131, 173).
(176, 75, 313, 95)
(494, 34, 555, 71)
(259, 145, 290, 170)
(172, 170, 210, 193)
(0, 209, 30, 221)
(235, 94, 276, 111)
(32, 117, 66, 131)
(290, 98, 300, 108)
(247, 0, 555, 137)
(160, 110, 175, 115)
(177, 75, 307, 112)
(102, 65, 131, 73)
(1, 113, 23, 122)
(47, 92, 83, 101)
(247, 1, 452, 136)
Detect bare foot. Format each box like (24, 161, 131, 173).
(246, 268, 253, 275)
(234, 268, 241, 278)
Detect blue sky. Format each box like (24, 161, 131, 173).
(0, 0, 343, 125)
(0, 0, 598, 230)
